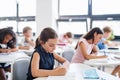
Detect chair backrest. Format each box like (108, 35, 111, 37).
(13, 57, 30, 80)
(62, 49, 74, 62)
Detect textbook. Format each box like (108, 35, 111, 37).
(83, 69, 99, 79)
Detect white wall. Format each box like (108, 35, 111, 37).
(36, 0, 58, 37)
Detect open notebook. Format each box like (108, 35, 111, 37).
(83, 69, 99, 79)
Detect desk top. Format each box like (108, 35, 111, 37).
(0, 52, 29, 63)
(34, 63, 119, 80)
(99, 48, 120, 53)
(19, 49, 34, 56)
(84, 57, 120, 66)
(84, 51, 120, 67)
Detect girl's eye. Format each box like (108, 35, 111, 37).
(49, 44, 54, 47)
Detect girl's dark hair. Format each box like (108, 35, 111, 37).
(66, 32, 72, 38)
(35, 27, 58, 48)
(75, 27, 103, 49)
(83, 27, 103, 40)
(0, 28, 16, 48)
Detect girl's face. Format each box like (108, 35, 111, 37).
(42, 38, 58, 53)
(94, 33, 103, 44)
(24, 30, 32, 38)
(3, 34, 13, 44)
(104, 32, 111, 39)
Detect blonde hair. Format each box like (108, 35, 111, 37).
(23, 26, 32, 33)
(103, 26, 112, 33)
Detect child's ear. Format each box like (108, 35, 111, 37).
(40, 40, 45, 45)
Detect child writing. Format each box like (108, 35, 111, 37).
(19, 26, 35, 50)
(0, 28, 17, 80)
(71, 27, 107, 63)
(27, 27, 69, 80)
(97, 26, 116, 50)
(58, 32, 73, 45)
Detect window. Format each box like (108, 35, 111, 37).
(0, 21, 17, 32)
(0, 0, 16, 17)
(59, 0, 88, 15)
(18, 21, 36, 33)
(92, 0, 120, 15)
(58, 21, 87, 35)
(92, 20, 120, 36)
(18, 0, 36, 16)
(0, 0, 36, 34)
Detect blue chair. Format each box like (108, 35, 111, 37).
(62, 49, 74, 62)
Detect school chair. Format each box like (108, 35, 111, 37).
(12, 57, 30, 80)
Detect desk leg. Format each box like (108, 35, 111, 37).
(102, 66, 105, 71)
(98, 66, 105, 71)
(10, 63, 13, 80)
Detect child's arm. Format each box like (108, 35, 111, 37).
(0, 49, 10, 53)
(9, 47, 18, 52)
(19, 46, 30, 50)
(31, 52, 67, 77)
(26, 38, 35, 47)
(79, 42, 107, 60)
(53, 53, 70, 69)
(104, 40, 117, 46)
(0, 47, 18, 53)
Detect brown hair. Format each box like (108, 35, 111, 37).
(23, 26, 32, 33)
(66, 32, 72, 38)
(103, 26, 112, 33)
(35, 27, 58, 49)
(75, 27, 103, 49)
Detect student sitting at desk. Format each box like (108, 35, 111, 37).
(18, 26, 35, 50)
(97, 26, 116, 50)
(0, 28, 18, 80)
(58, 32, 73, 45)
(27, 27, 69, 80)
(71, 27, 107, 63)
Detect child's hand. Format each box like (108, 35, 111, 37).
(63, 61, 70, 69)
(54, 66, 66, 75)
(1, 49, 11, 53)
(101, 55, 108, 58)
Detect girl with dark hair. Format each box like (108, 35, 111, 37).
(27, 27, 69, 80)
(0, 28, 18, 80)
(71, 27, 107, 63)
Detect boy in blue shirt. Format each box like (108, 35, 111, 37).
(97, 26, 115, 50)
